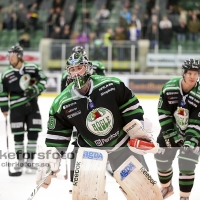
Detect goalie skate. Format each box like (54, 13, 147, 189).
(114, 155, 163, 200)
(72, 147, 108, 200)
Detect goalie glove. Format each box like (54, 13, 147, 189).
(123, 119, 159, 155)
(36, 145, 61, 188)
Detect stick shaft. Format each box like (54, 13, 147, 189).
(27, 170, 52, 200)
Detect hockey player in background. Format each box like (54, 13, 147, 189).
(154, 59, 200, 200)
(0, 46, 47, 174)
(36, 52, 154, 189)
(61, 45, 105, 91)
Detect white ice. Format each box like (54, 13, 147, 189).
(0, 97, 199, 200)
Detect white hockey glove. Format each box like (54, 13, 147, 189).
(123, 119, 159, 155)
(36, 145, 61, 188)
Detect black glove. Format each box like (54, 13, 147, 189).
(24, 86, 39, 98)
(182, 137, 199, 153)
(162, 129, 184, 148)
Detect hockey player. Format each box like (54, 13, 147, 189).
(154, 59, 200, 200)
(37, 53, 152, 190)
(0, 45, 47, 174)
(61, 45, 105, 91)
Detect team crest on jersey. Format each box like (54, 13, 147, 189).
(86, 107, 114, 136)
(48, 116, 56, 129)
(19, 74, 31, 90)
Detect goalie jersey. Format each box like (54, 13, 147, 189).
(0, 63, 47, 112)
(46, 75, 144, 151)
(158, 77, 200, 142)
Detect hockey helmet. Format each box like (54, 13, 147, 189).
(72, 45, 86, 56)
(8, 45, 23, 58)
(66, 53, 93, 89)
(182, 58, 200, 74)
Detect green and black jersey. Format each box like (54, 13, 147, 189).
(46, 75, 144, 151)
(61, 60, 106, 91)
(158, 77, 200, 142)
(0, 62, 47, 112)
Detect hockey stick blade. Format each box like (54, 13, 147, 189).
(9, 171, 22, 176)
(9, 169, 22, 177)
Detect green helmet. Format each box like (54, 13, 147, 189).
(66, 53, 93, 89)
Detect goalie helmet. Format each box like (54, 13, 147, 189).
(8, 45, 23, 58)
(72, 45, 86, 56)
(66, 53, 93, 89)
(182, 58, 200, 74)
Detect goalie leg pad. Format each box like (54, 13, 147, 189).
(114, 155, 163, 200)
(72, 147, 108, 200)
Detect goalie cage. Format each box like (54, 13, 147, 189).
(114, 155, 163, 200)
(72, 147, 108, 200)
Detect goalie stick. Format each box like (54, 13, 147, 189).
(27, 169, 52, 200)
(5, 117, 22, 177)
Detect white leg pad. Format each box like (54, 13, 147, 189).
(114, 155, 163, 200)
(72, 147, 108, 200)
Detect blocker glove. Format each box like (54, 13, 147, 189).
(162, 129, 184, 148)
(24, 85, 39, 98)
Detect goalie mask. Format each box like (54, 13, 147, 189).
(66, 53, 93, 89)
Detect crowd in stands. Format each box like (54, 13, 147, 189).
(0, 0, 200, 52)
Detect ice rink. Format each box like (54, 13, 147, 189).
(0, 96, 200, 200)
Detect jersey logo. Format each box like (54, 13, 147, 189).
(19, 74, 31, 90)
(86, 107, 114, 136)
(48, 116, 56, 130)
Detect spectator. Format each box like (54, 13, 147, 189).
(120, 7, 132, 25)
(19, 33, 30, 48)
(95, 4, 110, 35)
(66, 5, 77, 34)
(61, 24, 70, 39)
(16, 3, 28, 30)
(147, 23, 158, 49)
(4, 5, 17, 30)
(46, 7, 61, 37)
(159, 16, 172, 29)
(52, 0, 64, 10)
(175, 18, 187, 42)
(187, 13, 200, 41)
(113, 26, 127, 60)
(127, 21, 140, 43)
(81, 8, 91, 34)
(50, 25, 62, 39)
(131, 14, 141, 31)
(160, 23, 173, 49)
(76, 31, 89, 47)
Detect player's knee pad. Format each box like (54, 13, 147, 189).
(114, 155, 163, 200)
(72, 147, 108, 200)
